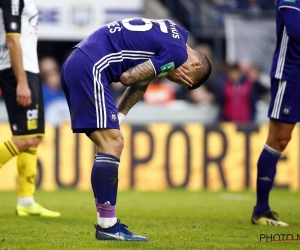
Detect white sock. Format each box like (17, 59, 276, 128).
(18, 197, 34, 206)
(98, 216, 117, 228)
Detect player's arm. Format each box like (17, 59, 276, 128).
(3, 0, 31, 107)
(6, 35, 31, 106)
(119, 60, 155, 87)
(118, 61, 154, 116)
(119, 58, 192, 88)
(117, 79, 150, 117)
(117, 60, 154, 119)
(281, 8, 300, 43)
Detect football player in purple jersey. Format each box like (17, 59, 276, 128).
(251, 0, 300, 226)
(61, 17, 212, 241)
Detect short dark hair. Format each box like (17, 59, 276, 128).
(188, 51, 212, 90)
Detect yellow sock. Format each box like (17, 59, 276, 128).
(0, 140, 19, 168)
(17, 147, 37, 198)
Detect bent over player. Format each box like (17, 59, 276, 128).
(61, 17, 211, 241)
(251, 0, 300, 226)
(0, 0, 60, 217)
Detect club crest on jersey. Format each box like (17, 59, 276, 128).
(111, 111, 117, 121)
(9, 22, 18, 31)
(160, 62, 175, 73)
(12, 124, 18, 131)
(283, 106, 291, 115)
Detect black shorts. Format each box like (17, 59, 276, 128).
(0, 68, 45, 137)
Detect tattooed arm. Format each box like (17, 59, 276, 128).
(117, 60, 155, 116)
(119, 60, 155, 87)
(117, 79, 151, 116)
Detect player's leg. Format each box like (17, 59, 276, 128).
(88, 129, 147, 241)
(61, 49, 148, 241)
(1, 70, 60, 217)
(13, 137, 40, 207)
(0, 140, 19, 168)
(252, 78, 299, 226)
(252, 119, 294, 226)
(88, 129, 122, 228)
(15, 141, 60, 217)
(0, 70, 19, 167)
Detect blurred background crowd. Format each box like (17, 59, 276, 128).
(0, 0, 277, 125)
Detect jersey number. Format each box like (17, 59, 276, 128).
(122, 18, 168, 33)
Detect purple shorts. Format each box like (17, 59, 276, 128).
(268, 77, 300, 123)
(61, 48, 120, 133)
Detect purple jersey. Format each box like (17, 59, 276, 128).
(75, 18, 189, 83)
(61, 18, 190, 132)
(268, 0, 300, 123)
(270, 0, 300, 81)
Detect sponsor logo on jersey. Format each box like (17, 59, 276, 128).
(160, 62, 175, 73)
(11, 0, 20, 16)
(283, 0, 296, 2)
(27, 108, 39, 130)
(27, 109, 38, 120)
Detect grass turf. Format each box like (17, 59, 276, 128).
(1, 189, 300, 250)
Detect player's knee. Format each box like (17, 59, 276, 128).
(12, 137, 41, 152)
(277, 138, 290, 151)
(270, 137, 291, 152)
(113, 134, 124, 155)
(267, 132, 292, 152)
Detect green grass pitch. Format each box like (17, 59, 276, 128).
(1, 189, 300, 250)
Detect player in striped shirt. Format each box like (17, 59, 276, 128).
(251, 0, 300, 227)
(61, 17, 212, 241)
(0, 0, 60, 217)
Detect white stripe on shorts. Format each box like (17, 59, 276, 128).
(275, 28, 288, 79)
(271, 80, 286, 119)
(93, 66, 105, 127)
(92, 50, 155, 128)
